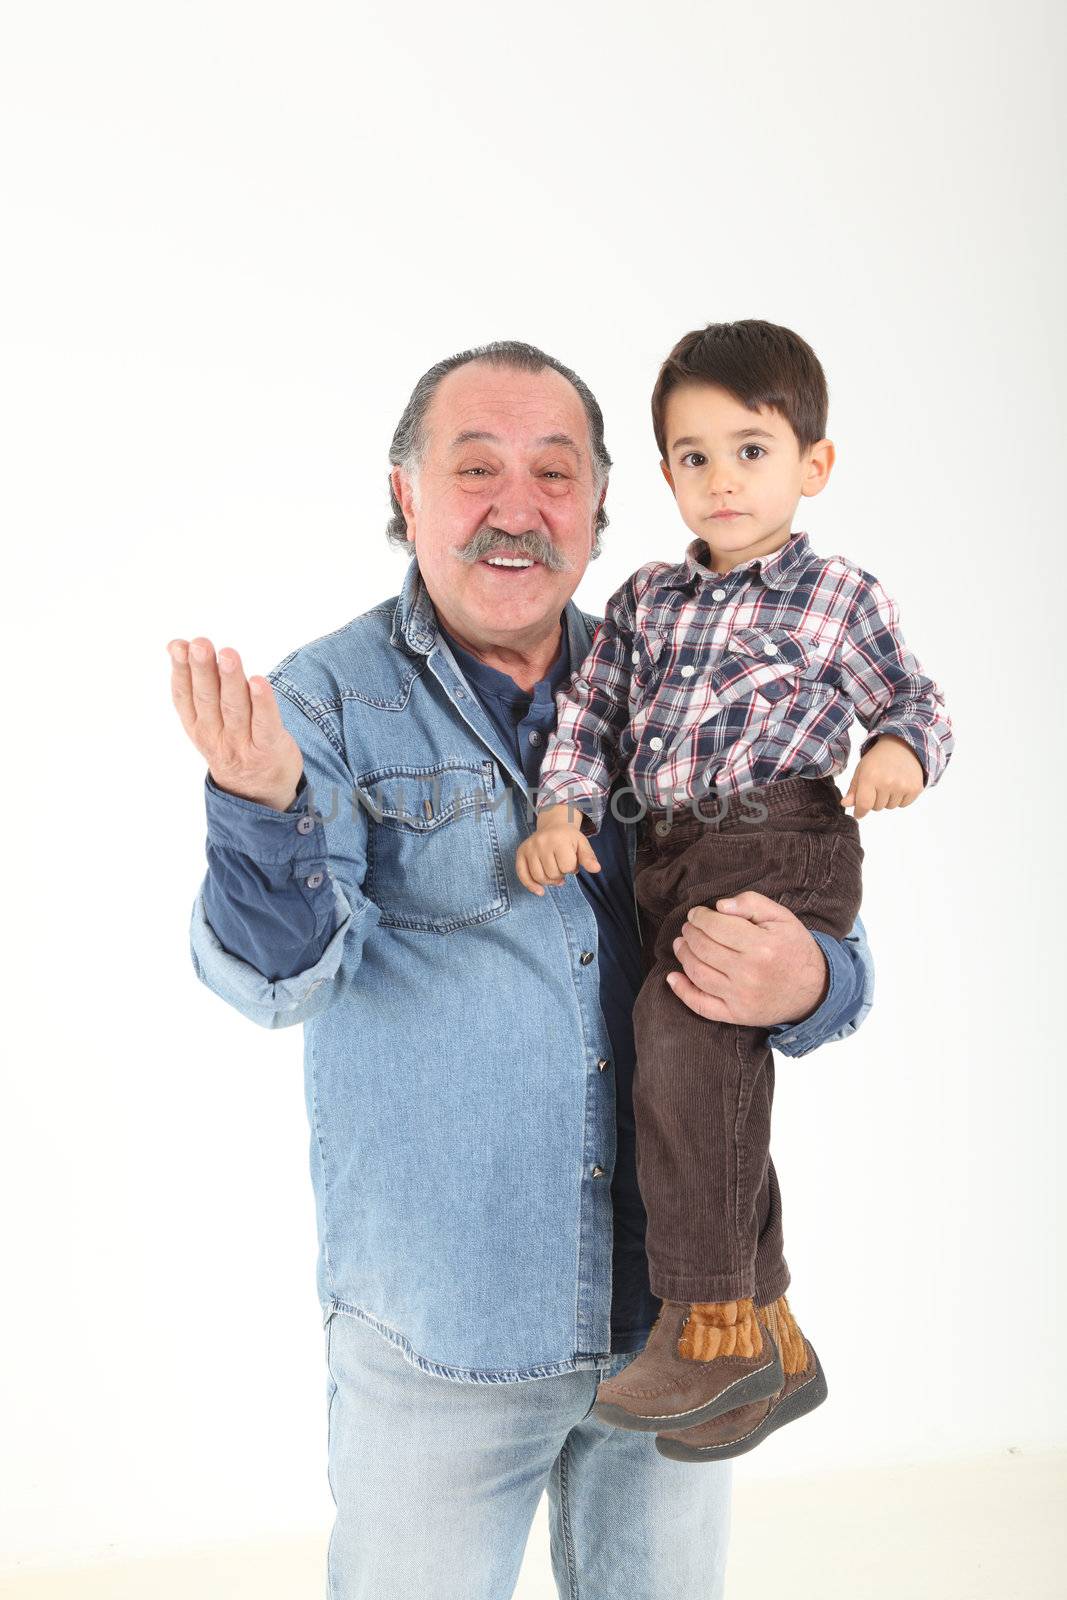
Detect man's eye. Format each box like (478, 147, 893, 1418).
(461, 467, 490, 477)
(739, 445, 765, 461)
(543, 470, 567, 480)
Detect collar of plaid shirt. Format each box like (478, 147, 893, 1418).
(662, 529, 815, 593)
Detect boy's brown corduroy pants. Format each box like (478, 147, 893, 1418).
(630, 774, 863, 1305)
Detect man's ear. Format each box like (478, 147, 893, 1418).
(800, 438, 835, 499)
(659, 459, 676, 494)
(391, 465, 417, 538)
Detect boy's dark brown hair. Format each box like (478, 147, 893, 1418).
(651, 319, 829, 463)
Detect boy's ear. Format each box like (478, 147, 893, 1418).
(800, 438, 835, 498)
(659, 459, 676, 494)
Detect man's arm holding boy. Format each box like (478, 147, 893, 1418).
(668, 898, 874, 1056)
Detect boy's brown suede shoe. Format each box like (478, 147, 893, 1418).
(591, 1299, 783, 1434)
(654, 1297, 827, 1460)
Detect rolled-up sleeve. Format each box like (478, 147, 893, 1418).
(766, 914, 875, 1057)
(189, 675, 381, 1029)
(201, 768, 340, 981)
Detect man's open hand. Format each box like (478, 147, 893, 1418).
(167, 636, 304, 813)
(665, 891, 828, 1027)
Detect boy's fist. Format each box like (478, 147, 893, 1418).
(841, 733, 925, 819)
(516, 802, 602, 895)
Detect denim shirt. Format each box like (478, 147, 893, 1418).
(190, 556, 875, 1382)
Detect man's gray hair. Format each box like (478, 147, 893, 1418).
(386, 339, 612, 557)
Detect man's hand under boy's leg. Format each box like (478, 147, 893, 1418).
(666, 891, 831, 1027)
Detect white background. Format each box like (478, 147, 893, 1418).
(2, 0, 1064, 1573)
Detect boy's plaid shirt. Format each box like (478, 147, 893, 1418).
(536, 530, 954, 834)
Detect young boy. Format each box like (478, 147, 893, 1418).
(515, 320, 954, 1461)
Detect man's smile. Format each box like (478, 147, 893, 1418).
(480, 553, 541, 570)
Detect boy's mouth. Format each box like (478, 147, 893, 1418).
(708, 511, 746, 521)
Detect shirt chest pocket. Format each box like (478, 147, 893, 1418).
(360, 759, 511, 933)
(705, 626, 818, 706)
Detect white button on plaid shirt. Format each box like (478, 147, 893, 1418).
(535, 529, 954, 834)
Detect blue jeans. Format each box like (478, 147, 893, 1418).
(324, 1308, 732, 1598)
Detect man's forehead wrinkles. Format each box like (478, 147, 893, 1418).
(537, 432, 583, 458)
(449, 429, 500, 448)
(446, 428, 584, 459)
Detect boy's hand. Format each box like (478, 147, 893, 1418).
(516, 802, 602, 895)
(841, 734, 925, 819)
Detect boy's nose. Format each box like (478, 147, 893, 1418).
(706, 470, 738, 496)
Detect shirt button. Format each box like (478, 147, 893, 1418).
(712, 588, 727, 601)
(528, 730, 542, 746)
(649, 736, 663, 750)
(764, 642, 779, 656)
(631, 650, 640, 664)
(597, 1057, 611, 1072)
(306, 872, 325, 889)
(591, 1165, 606, 1179)
(296, 815, 315, 834)
(680, 664, 695, 677)
(579, 950, 595, 966)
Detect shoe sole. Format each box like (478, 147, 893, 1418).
(591, 1344, 784, 1435)
(653, 1353, 828, 1460)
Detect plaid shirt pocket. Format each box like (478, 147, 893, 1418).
(658, 626, 821, 763)
(707, 625, 816, 704)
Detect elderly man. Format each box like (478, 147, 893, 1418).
(169, 340, 873, 1599)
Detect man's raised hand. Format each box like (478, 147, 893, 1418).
(167, 636, 304, 812)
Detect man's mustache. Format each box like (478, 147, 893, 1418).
(454, 527, 573, 573)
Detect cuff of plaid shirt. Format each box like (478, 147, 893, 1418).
(858, 718, 950, 788)
(534, 774, 607, 836)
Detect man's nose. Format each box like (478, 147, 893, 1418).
(488, 492, 542, 535)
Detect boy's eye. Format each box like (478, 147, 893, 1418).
(739, 445, 765, 461)
(680, 452, 707, 467)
